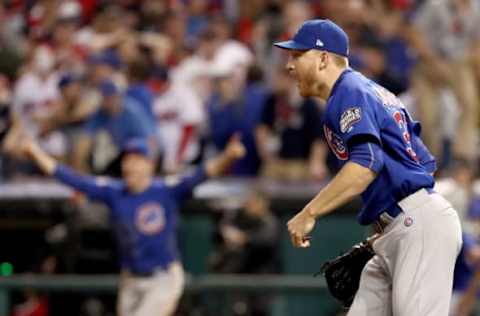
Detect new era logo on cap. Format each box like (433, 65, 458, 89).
(273, 19, 349, 57)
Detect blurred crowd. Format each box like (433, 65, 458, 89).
(0, 0, 478, 182)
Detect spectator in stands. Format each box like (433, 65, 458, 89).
(267, 0, 313, 77)
(75, 4, 131, 55)
(149, 28, 220, 175)
(411, 0, 480, 161)
(0, 2, 26, 56)
(48, 3, 84, 75)
(185, 0, 211, 43)
(256, 65, 328, 182)
(209, 15, 254, 90)
(36, 74, 98, 165)
(12, 45, 66, 160)
(153, 67, 207, 174)
(210, 189, 279, 316)
(170, 28, 219, 102)
(210, 189, 279, 273)
(207, 65, 266, 176)
(126, 58, 157, 136)
(87, 50, 126, 88)
(72, 80, 155, 175)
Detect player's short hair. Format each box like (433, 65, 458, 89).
(330, 52, 349, 68)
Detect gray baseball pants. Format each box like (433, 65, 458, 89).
(348, 189, 462, 316)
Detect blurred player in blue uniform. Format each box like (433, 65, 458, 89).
(13, 131, 245, 316)
(275, 19, 462, 315)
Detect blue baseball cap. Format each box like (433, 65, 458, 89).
(58, 73, 80, 89)
(122, 138, 152, 158)
(274, 19, 349, 57)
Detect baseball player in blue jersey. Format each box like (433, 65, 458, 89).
(12, 131, 245, 316)
(275, 19, 463, 315)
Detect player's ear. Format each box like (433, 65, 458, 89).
(318, 51, 329, 70)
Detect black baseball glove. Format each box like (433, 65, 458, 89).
(316, 238, 375, 307)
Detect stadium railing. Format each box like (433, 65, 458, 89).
(0, 274, 327, 315)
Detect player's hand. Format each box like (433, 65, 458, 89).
(205, 133, 246, 177)
(287, 208, 316, 248)
(224, 134, 246, 160)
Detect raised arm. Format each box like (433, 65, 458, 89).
(205, 134, 246, 177)
(169, 134, 246, 201)
(16, 132, 115, 203)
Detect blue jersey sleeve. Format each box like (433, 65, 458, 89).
(334, 90, 382, 147)
(53, 165, 116, 203)
(166, 166, 208, 201)
(349, 141, 384, 173)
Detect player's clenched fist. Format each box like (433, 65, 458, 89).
(287, 207, 316, 248)
(206, 133, 246, 177)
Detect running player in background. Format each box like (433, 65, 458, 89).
(276, 19, 462, 315)
(7, 127, 245, 316)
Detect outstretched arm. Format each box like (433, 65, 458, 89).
(15, 132, 114, 203)
(169, 134, 246, 201)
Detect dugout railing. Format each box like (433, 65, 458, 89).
(0, 274, 330, 316)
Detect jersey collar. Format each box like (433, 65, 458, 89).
(327, 67, 352, 102)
